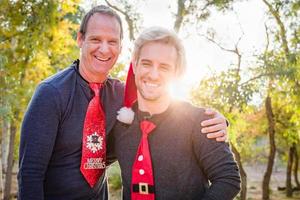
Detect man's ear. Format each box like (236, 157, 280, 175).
(131, 59, 137, 74)
(77, 32, 84, 48)
(119, 42, 123, 53)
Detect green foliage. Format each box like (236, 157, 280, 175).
(190, 65, 259, 163)
(189, 0, 298, 164)
(261, 0, 300, 157)
(0, 0, 80, 115)
(109, 62, 127, 82)
(0, 0, 81, 164)
(190, 67, 257, 112)
(173, 0, 236, 32)
(107, 162, 122, 191)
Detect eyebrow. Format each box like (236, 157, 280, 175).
(87, 35, 120, 40)
(140, 59, 152, 63)
(140, 59, 172, 68)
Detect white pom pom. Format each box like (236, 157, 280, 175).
(117, 107, 135, 124)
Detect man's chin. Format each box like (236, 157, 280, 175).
(140, 93, 161, 102)
(92, 65, 111, 75)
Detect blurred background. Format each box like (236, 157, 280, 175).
(0, 0, 299, 199)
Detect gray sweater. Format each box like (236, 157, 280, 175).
(108, 101, 241, 200)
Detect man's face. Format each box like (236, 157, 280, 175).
(134, 41, 177, 102)
(77, 13, 122, 82)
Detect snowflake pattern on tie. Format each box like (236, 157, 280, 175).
(86, 132, 103, 153)
(80, 83, 106, 188)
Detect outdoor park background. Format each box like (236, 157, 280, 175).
(0, 0, 299, 199)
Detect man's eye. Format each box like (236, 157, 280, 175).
(142, 63, 151, 67)
(160, 66, 170, 71)
(109, 41, 117, 45)
(91, 38, 100, 42)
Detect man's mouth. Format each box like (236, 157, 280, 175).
(95, 56, 111, 62)
(144, 81, 160, 88)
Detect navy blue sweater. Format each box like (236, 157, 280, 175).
(109, 101, 241, 200)
(18, 60, 124, 200)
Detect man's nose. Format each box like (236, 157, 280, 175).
(98, 42, 109, 53)
(149, 66, 159, 79)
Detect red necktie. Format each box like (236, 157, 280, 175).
(131, 120, 156, 200)
(80, 83, 106, 187)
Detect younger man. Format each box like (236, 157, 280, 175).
(109, 27, 241, 200)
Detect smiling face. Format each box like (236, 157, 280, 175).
(134, 41, 177, 104)
(77, 13, 122, 83)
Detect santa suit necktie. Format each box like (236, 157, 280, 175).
(80, 83, 106, 187)
(131, 120, 156, 200)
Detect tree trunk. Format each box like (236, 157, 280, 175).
(0, 147, 3, 200)
(1, 117, 10, 199)
(286, 144, 295, 197)
(262, 96, 276, 200)
(261, 0, 290, 61)
(174, 0, 186, 33)
(1, 118, 10, 172)
(230, 142, 247, 200)
(293, 145, 300, 189)
(104, 0, 136, 41)
(3, 122, 16, 200)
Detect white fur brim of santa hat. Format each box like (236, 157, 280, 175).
(116, 62, 137, 124)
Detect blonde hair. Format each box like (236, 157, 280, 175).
(133, 27, 186, 78)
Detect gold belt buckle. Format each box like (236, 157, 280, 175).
(139, 182, 149, 194)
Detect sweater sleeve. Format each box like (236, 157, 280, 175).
(18, 83, 61, 200)
(192, 109, 241, 200)
(106, 126, 117, 166)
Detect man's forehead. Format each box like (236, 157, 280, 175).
(142, 41, 176, 51)
(86, 13, 121, 34)
(140, 42, 177, 57)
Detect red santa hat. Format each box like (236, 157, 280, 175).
(124, 62, 137, 108)
(116, 62, 137, 124)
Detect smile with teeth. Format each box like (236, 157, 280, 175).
(144, 81, 160, 88)
(95, 55, 110, 62)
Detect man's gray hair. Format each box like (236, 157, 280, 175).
(79, 5, 123, 40)
(133, 27, 186, 78)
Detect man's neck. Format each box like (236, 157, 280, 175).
(137, 95, 171, 116)
(79, 63, 106, 83)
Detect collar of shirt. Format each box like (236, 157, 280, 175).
(132, 101, 177, 126)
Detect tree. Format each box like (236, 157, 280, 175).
(260, 0, 300, 198)
(0, 0, 80, 198)
(173, 0, 235, 33)
(191, 28, 258, 199)
(105, 0, 143, 41)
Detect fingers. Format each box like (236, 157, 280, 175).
(206, 130, 225, 139)
(201, 108, 228, 142)
(207, 130, 227, 142)
(201, 116, 225, 127)
(201, 122, 226, 133)
(204, 108, 217, 115)
(216, 135, 227, 142)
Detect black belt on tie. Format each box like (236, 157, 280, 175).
(132, 183, 155, 194)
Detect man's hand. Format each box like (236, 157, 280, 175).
(201, 108, 228, 142)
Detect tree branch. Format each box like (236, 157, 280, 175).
(105, 0, 136, 41)
(173, 0, 186, 33)
(262, 0, 290, 60)
(199, 33, 237, 53)
(239, 73, 276, 86)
